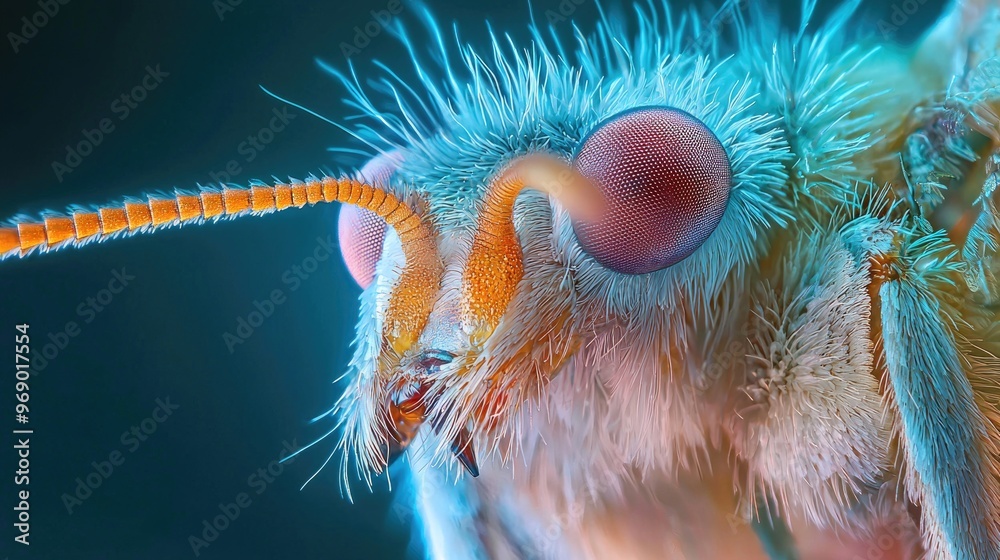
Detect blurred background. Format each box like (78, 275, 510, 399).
(0, 0, 944, 558)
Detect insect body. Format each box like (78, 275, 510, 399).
(4, 0, 1000, 558)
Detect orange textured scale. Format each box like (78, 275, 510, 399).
(250, 187, 276, 213)
(395, 215, 423, 241)
(384, 203, 411, 226)
(17, 223, 46, 250)
(462, 231, 523, 333)
(201, 193, 224, 218)
(347, 181, 363, 205)
(275, 185, 293, 210)
(149, 199, 180, 226)
(367, 188, 387, 211)
(73, 213, 101, 239)
(0, 228, 19, 253)
(99, 208, 129, 234)
(44, 216, 76, 244)
(305, 182, 323, 204)
(176, 196, 202, 221)
(356, 184, 374, 207)
(291, 185, 308, 207)
(125, 203, 153, 230)
(377, 193, 400, 217)
(223, 189, 251, 215)
(321, 177, 338, 202)
(336, 181, 351, 203)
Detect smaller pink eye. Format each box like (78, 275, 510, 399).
(572, 107, 732, 274)
(337, 152, 400, 288)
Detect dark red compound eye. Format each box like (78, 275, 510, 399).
(572, 107, 732, 274)
(337, 152, 400, 288)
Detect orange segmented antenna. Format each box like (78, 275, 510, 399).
(2, 179, 409, 257)
(461, 153, 602, 338)
(1, 176, 442, 355)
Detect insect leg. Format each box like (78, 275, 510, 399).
(409, 462, 537, 559)
(877, 244, 1000, 560)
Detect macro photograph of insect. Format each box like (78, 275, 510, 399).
(1, 0, 999, 558)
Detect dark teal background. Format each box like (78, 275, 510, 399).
(0, 0, 943, 559)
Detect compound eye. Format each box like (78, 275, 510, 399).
(337, 152, 400, 288)
(572, 107, 731, 274)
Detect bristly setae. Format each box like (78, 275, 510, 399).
(3, 0, 1000, 558)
